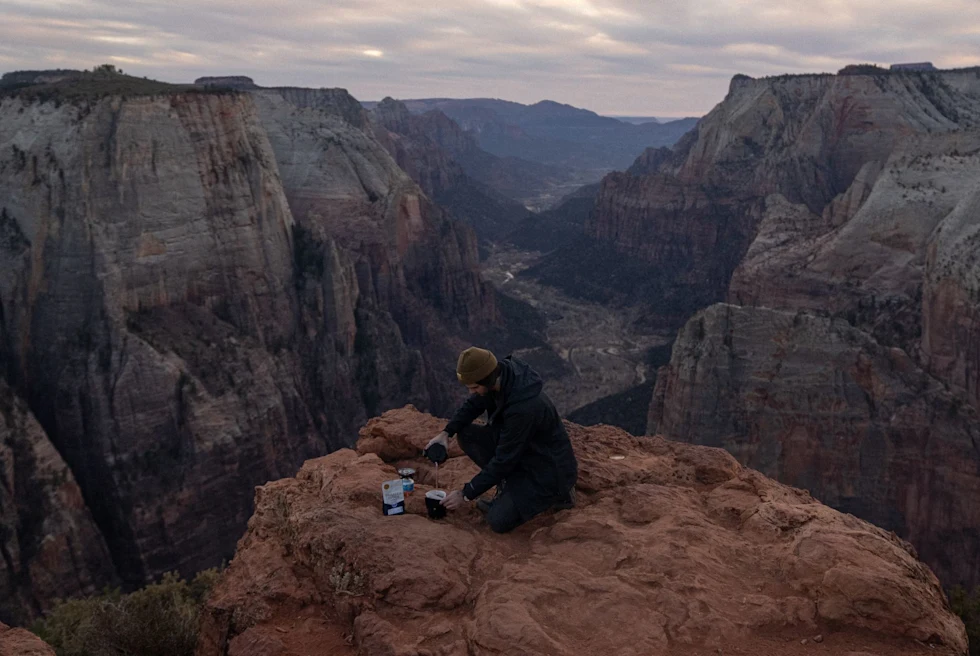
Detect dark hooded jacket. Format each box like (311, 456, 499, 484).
(444, 356, 578, 519)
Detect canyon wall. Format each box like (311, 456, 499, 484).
(0, 80, 497, 619)
(369, 97, 532, 241)
(649, 303, 980, 588)
(532, 70, 980, 332)
(0, 380, 115, 622)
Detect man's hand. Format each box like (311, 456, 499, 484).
(441, 489, 467, 510)
(425, 431, 449, 452)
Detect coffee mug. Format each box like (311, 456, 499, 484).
(425, 490, 447, 519)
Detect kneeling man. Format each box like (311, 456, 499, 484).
(427, 347, 578, 532)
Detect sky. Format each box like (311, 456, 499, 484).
(1, 0, 979, 116)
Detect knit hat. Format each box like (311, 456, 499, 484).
(456, 347, 498, 384)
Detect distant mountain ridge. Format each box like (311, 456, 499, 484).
(361, 97, 699, 171)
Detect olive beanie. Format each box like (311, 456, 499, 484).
(456, 347, 498, 384)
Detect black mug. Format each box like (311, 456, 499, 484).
(425, 490, 447, 519)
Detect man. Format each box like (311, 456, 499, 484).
(426, 346, 578, 533)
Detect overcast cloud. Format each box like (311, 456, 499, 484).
(1, 0, 978, 115)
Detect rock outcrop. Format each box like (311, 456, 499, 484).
(0, 380, 115, 623)
(0, 622, 55, 656)
(0, 78, 497, 608)
(196, 406, 967, 656)
(649, 303, 980, 588)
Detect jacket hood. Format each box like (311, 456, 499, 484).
(499, 356, 543, 406)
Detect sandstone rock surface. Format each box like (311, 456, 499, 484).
(0, 622, 55, 656)
(729, 128, 980, 361)
(196, 406, 966, 656)
(650, 303, 980, 588)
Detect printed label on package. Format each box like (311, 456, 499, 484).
(382, 479, 405, 516)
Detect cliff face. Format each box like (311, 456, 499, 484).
(370, 98, 463, 200)
(0, 381, 115, 623)
(0, 83, 498, 611)
(262, 87, 372, 131)
(922, 176, 980, 408)
(649, 304, 980, 588)
(729, 126, 980, 360)
(0, 90, 308, 593)
(195, 406, 967, 656)
(251, 88, 497, 414)
(369, 98, 531, 241)
(535, 71, 980, 330)
(713, 74, 980, 446)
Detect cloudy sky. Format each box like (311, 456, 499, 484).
(1, 0, 978, 116)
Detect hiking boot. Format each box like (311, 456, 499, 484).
(476, 481, 505, 515)
(553, 487, 576, 511)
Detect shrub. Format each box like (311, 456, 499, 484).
(32, 569, 221, 656)
(949, 586, 980, 656)
(329, 563, 366, 596)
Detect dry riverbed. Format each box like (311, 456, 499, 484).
(482, 246, 671, 415)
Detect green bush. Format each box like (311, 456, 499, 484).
(32, 569, 221, 656)
(950, 586, 980, 656)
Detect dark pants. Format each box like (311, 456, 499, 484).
(457, 424, 525, 533)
